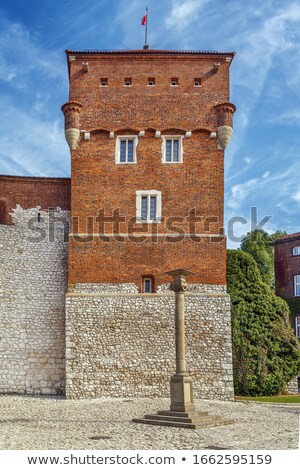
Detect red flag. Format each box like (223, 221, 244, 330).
(141, 10, 147, 25)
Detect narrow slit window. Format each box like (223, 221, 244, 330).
(124, 78, 132, 86)
(143, 277, 153, 293)
(194, 78, 201, 87)
(100, 78, 108, 86)
(148, 78, 155, 86)
(171, 77, 178, 86)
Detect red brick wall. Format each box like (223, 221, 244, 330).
(275, 234, 300, 298)
(66, 51, 234, 287)
(0, 176, 70, 224)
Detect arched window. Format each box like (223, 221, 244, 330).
(0, 199, 7, 225)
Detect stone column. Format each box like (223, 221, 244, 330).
(166, 268, 195, 412)
(133, 268, 234, 428)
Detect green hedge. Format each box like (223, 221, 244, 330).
(227, 249, 300, 396)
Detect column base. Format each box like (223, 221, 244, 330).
(170, 374, 195, 412)
(133, 410, 234, 429)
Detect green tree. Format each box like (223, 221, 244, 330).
(227, 249, 300, 396)
(240, 229, 286, 288)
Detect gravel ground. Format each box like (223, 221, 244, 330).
(0, 395, 299, 450)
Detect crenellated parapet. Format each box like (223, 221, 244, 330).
(61, 101, 83, 150)
(214, 102, 236, 150)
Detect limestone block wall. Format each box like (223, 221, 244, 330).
(66, 283, 234, 401)
(0, 206, 68, 394)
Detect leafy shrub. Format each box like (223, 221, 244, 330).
(227, 249, 300, 396)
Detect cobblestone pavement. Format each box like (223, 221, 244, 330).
(0, 395, 299, 450)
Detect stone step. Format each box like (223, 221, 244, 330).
(132, 417, 234, 429)
(144, 414, 217, 424)
(157, 410, 209, 418)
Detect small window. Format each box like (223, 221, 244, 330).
(136, 190, 162, 223)
(124, 78, 132, 86)
(294, 275, 300, 296)
(148, 78, 155, 86)
(171, 77, 178, 86)
(116, 136, 137, 164)
(295, 316, 300, 339)
(100, 78, 108, 86)
(0, 200, 7, 225)
(162, 136, 183, 163)
(143, 277, 153, 293)
(293, 247, 300, 256)
(194, 78, 201, 87)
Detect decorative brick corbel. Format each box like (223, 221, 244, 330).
(214, 102, 236, 150)
(61, 101, 83, 150)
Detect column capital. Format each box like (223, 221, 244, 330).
(165, 268, 194, 293)
(170, 276, 187, 293)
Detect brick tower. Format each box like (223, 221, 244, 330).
(62, 49, 236, 400)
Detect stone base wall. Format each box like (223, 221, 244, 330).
(66, 283, 234, 401)
(0, 206, 68, 394)
(286, 377, 300, 395)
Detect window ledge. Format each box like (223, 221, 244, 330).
(136, 219, 162, 224)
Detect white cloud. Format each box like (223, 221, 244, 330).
(262, 170, 270, 178)
(225, 3, 300, 174)
(0, 19, 65, 93)
(166, 0, 210, 29)
(0, 12, 69, 177)
(244, 157, 251, 165)
(0, 98, 69, 176)
(292, 190, 300, 203)
(228, 178, 258, 209)
(268, 109, 300, 126)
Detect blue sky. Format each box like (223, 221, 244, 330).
(0, 0, 299, 246)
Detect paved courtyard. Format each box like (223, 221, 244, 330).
(0, 395, 299, 450)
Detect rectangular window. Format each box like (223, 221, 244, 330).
(143, 277, 153, 293)
(141, 195, 157, 221)
(293, 247, 300, 256)
(124, 78, 132, 86)
(116, 136, 137, 164)
(295, 275, 300, 296)
(163, 136, 182, 163)
(136, 190, 162, 223)
(296, 317, 300, 339)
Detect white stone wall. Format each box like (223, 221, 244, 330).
(0, 206, 68, 394)
(65, 285, 234, 401)
(286, 376, 299, 395)
(0, 208, 234, 401)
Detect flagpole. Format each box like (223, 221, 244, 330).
(144, 7, 149, 49)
